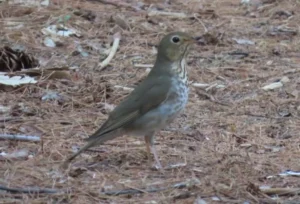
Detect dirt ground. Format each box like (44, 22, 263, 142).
(0, 0, 300, 203)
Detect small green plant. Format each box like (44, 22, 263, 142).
(58, 14, 71, 26)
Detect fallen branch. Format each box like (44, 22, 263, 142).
(99, 32, 121, 69)
(102, 178, 200, 196)
(0, 134, 40, 142)
(0, 185, 62, 194)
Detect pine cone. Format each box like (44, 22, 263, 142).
(0, 46, 39, 72)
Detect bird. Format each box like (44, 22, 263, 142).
(64, 31, 195, 169)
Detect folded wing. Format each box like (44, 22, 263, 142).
(86, 76, 172, 141)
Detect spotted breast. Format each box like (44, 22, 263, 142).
(162, 57, 189, 124)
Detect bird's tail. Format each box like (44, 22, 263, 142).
(64, 141, 94, 163)
(63, 130, 123, 165)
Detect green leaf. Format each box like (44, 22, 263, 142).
(64, 15, 71, 22)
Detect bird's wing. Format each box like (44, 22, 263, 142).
(86, 76, 172, 141)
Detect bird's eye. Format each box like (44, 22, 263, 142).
(172, 36, 180, 43)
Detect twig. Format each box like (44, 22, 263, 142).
(284, 68, 300, 74)
(147, 10, 187, 18)
(102, 178, 200, 196)
(0, 134, 40, 142)
(147, 10, 215, 20)
(133, 64, 154, 68)
(192, 82, 210, 89)
(114, 85, 134, 91)
(0, 185, 62, 194)
(193, 13, 208, 33)
(90, 0, 142, 12)
(0, 117, 18, 122)
(205, 83, 218, 92)
(99, 32, 121, 69)
(261, 187, 300, 196)
(164, 162, 187, 170)
(0, 149, 29, 161)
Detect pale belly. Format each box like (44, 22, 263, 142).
(129, 80, 189, 135)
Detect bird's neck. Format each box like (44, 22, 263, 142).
(150, 56, 189, 85)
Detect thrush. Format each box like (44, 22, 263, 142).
(64, 31, 195, 168)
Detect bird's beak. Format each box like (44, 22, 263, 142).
(185, 37, 198, 44)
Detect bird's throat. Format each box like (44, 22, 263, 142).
(171, 57, 188, 85)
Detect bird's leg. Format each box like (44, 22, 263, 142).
(151, 144, 163, 170)
(144, 133, 162, 169)
(144, 135, 151, 160)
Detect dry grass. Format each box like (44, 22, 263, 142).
(1, 0, 300, 203)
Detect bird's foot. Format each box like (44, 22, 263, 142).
(151, 163, 164, 173)
(150, 159, 165, 173)
(154, 162, 163, 170)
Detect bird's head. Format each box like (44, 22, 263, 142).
(157, 31, 195, 62)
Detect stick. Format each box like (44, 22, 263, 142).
(0, 134, 40, 142)
(99, 32, 121, 69)
(102, 178, 200, 196)
(0, 185, 62, 194)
